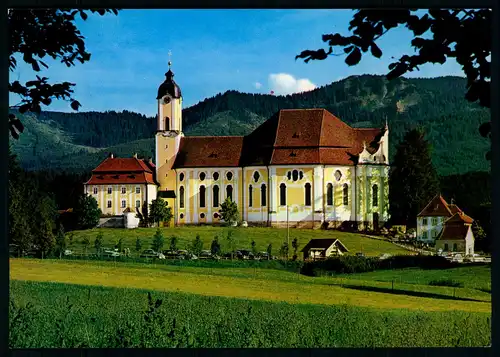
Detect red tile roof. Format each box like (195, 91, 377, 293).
(85, 172, 156, 185)
(445, 212, 474, 225)
(174, 109, 383, 168)
(417, 195, 471, 221)
(173, 136, 244, 168)
(437, 224, 470, 241)
(417, 195, 453, 217)
(93, 157, 153, 173)
(86, 156, 157, 185)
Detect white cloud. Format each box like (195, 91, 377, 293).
(268, 73, 316, 95)
(254, 82, 262, 89)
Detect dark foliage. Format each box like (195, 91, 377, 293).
(389, 129, 440, 227)
(428, 279, 464, 288)
(301, 255, 463, 276)
(296, 9, 491, 159)
(9, 9, 119, 137)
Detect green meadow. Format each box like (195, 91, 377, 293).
(66, 226, 410, 257)
(10, 258, 491, 347)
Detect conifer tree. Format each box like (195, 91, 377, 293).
(389, 128, 440, 227)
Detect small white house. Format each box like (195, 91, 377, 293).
(301, 238, 349, 260)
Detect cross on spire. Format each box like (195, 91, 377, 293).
(168, 50, 172, 69)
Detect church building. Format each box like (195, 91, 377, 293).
(154, 64, 390, 229)
(86, 63, 391, 229)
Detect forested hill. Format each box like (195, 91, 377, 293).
(9, 75, 490, 175)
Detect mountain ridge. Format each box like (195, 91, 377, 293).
(9, 74, 490, 175)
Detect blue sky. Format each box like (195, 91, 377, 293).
(9, 9, 465, 116)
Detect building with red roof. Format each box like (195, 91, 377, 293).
(151, 65, 391, 229)
(84, 153, 159, 218)
(435, 212, 475, 255)
(416, 194, 475, 254)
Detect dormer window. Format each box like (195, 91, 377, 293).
(209, 152, 217, 158)
(290, 151, 297, 157)
(292, 132, 299, 138)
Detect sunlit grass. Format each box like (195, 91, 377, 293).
(10, 259, 490, 313)
(67, 226, 410, 257)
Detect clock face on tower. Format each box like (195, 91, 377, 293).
(163, 95, 172, 104)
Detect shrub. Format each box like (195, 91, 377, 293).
(301, 255, 458, 276)
(428, 279, 464, 288)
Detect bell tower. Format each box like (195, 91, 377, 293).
(155, 52, 183, 198)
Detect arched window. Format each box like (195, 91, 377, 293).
(199, 185, 206, 208)
(327, 183, 333, 206)
(199, 172, 206, 181)
(304, 183, 312, 206)
(453, 243, 458, 252)
(444, 243, 449, 251)
(248, 185, 253, 207)
(372, 184, 378, 207)
(165, 117, 170, 131)
(292, 170, 299, 182)
(226, 185, 233, 201)
(253, 171, 260, 183)
(343, 184, 349, 206)
(213, 185, 219, 207)
(179, 186, 185, 208)
(280, 183, 287, 206)
(261, 184, 267, 207)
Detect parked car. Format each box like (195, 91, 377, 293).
(451, 253, 463, 262)
(236, 250, 253, 260)
(103, 248, 120, 257)
(257, 252, 270, 260)
(64, 249, 73, 256)
(140, 249, 159, 259)
(162, 250, 178, 258)
(355, 252, 365, 257)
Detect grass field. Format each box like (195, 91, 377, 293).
(10, 258, 491, 347)
(10, 272, 491, 347)
(66, 226, 410, 257)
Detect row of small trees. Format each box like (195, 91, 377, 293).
(76, 229, 301, 261)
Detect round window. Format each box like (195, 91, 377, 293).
(213, 172, 219, 181)
(334, 170, 342, 181)
(299, 171, 304, 180)
(179, 173, 185, 182)
(253, 171, 260, 183)
(213, 213, 219, 219)
(200, 213, 205, 218)
(180, 213, 184, 219)
(200, 172, 206, 181)
(287, 171, 292, 180)
(226, 171, 233, 181)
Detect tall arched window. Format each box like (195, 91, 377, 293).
(213, 185, 219, 207)
(327, 183, 333, 206)
(372, 184, 378, 207)
(179, 186, 185, 208)
(165, 117, 170, 131)
(199, 185, 206, 208)
(304, 183, 312, 206)
(248, 185, 253, 207)
(226, 185, 233, 201)
(280, 183, 287, 206)
(343, 184, 349, 206)
(261, 184, 267, 207)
